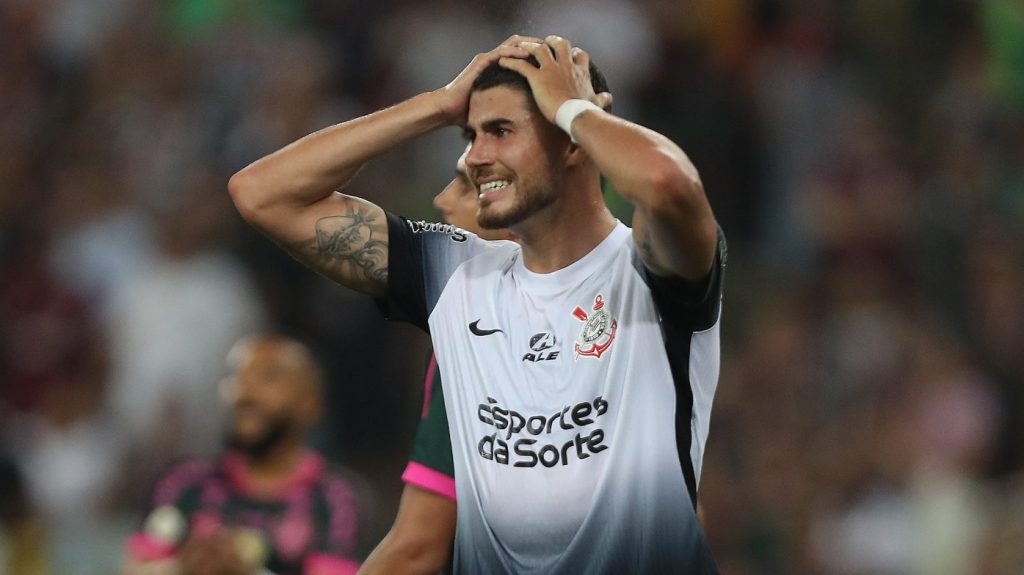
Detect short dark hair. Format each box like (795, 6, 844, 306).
(471, 55, 611, 110)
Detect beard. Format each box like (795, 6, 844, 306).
(225, 415, 292, 461)
(477, 178, 559, 230)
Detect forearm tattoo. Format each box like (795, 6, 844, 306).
(291, 204, 388, 287)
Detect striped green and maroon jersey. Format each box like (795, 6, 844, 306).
(126, 451, 360, 575)
(402, 353, 456, 500)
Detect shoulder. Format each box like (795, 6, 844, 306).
(627, 224, 727, 281)
(316, 463, 363, 507)
(387, 213, 519, 283)
(393, 214, 517, 257)
(151, 456, 220, 506)
(627, 226, 726, 330)
(422, 228, 519, 291)
(456, 237, 520, 271)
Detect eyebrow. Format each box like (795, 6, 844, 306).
(462, 118, 514, 140)
(482, 118, 512, 132)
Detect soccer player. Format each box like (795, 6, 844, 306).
(122, 335, 362, 575)
(229, 34, 724, 573)
(359, 149, 513, 575)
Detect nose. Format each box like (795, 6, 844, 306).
(434, 180, 456, 214)
(232, 372, 261, 402)
(464, 141, 492, 171)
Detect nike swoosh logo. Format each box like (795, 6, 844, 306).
(469, 319, 504, 336)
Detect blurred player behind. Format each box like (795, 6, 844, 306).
(123, 335, 363, 575)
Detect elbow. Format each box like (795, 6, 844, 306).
(645, 160, 704, 213)
(371, 534, 449, 575)
(398, 538, 449, 573)
(227, 166, 263, 224)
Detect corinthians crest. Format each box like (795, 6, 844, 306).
(572, 294, 618, 360)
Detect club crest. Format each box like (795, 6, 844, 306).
(572, 294, 617, 360)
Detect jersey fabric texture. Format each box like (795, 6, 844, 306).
(402, 353, 457, 500)
(380, 214, 725, 575)
(125, 451, 361, 575)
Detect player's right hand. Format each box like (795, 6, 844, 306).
(432, 35, 541, 125)
(179, 531, 252, 575)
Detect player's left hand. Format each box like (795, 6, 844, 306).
(497, 36, 608, 125)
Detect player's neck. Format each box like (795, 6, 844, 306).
(514, 184, 617, 274)
(241, 439, 307, 492)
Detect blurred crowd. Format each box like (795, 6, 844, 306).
(0, 0, 1021, 573)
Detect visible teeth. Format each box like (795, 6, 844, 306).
(479, 180, 510, 194)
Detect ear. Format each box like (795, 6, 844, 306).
(595, 91, 613, 111)
(564, 142, 589, 168)
(299, 393, 322, 427)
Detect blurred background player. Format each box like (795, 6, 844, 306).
(122, 335, 362, 575)
(359, 148, 512, 575)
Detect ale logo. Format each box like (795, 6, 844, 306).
(522, 332, 559, 362)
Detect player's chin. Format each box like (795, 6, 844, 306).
(477, 202, 517, 230)
(477, 210, 509, 230)
(228, 419, 268, 445)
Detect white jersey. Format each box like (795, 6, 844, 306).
(383, 215, 725, 574)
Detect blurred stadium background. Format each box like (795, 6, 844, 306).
(1, 0, 1022, 573)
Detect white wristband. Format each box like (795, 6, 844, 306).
(555, 99, 601, 144)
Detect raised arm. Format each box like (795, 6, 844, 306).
(228, 41, 533, 297)
(499, 37, 718, 281)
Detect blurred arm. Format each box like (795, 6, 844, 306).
(358, 486, 457, 575)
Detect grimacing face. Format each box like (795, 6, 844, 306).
(464, 86, 567, 231)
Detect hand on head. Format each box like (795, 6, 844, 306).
(435, 35, 612, 127)
(433, 35, 542, 125)
(497, 36, 613, 123)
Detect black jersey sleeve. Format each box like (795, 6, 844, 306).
(377, 212, 503, 331)
(378, 212, 431, 330)
(635, 226, 727, 332)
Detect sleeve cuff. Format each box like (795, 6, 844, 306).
(304, 553, 361, 575)
(124, 533, 177, 562)
(401, 462, 456, 501)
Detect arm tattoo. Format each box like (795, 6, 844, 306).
(637, 230, 657, 265)
(637, 225, 670, 276)
(291, 205, 388, 287)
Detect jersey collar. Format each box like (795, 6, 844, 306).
(222, 450, 324, 498)
(512, 221, 629, 296)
